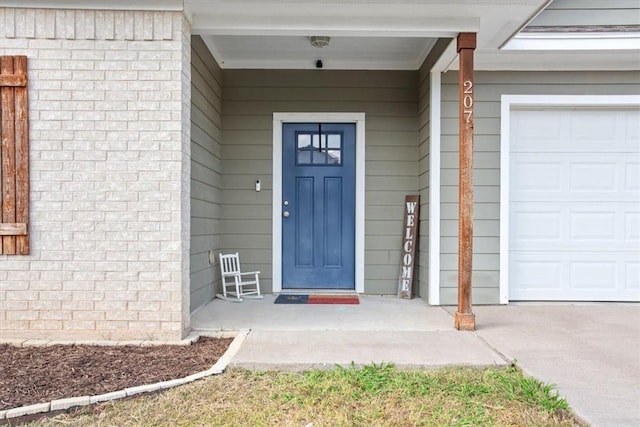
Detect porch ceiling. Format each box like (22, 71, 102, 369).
(199, 35, 438, 70)
(185, 0, 550, 70)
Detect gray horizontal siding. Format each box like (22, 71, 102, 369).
(439, 70, 640, 305)
(190, 36, 223, 312)
(222, 69, 419, 294)
(223, 70, 418, 88)
(415, 38, 451, 302)
(530, 0, 640, 27)
(417, 61, 430, 301)
(224, 101, 417, 117)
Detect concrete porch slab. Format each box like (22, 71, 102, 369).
(190, 294, 453, 332)
(230, 330, 507, 371)
(192, 295, 507, 371)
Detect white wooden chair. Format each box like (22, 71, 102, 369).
(217, 252, 262, 302)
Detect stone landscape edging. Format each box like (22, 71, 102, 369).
(0, 329, 250, 421)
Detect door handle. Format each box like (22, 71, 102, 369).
(283, 211, 290, 218)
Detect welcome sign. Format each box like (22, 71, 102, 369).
(397, 195, 420, 299)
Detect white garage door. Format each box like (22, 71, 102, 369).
(509, 107, 640, 301)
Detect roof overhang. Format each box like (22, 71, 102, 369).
(185, 0, 548, 70)
(4, 1, 637, 71)
(504, 31, 640, 51)
(486, 31, 640, 71)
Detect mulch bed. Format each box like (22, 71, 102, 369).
(0, 337, 233, 411)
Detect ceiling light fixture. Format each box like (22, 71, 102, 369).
(309, 36, 331, 48)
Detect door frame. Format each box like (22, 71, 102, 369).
(272, 113, 366, 293)
(499, 94, 640, 304)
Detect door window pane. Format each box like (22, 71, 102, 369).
(327, 150, 341, 164)
(296, 131, 342, 165)
(297, 134, 312, 164)
(325, 134, 342, 165)
(312, 134, 326, 164)
(327, 134, 341, 148)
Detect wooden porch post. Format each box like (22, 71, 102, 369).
(455, 33, 476, 331)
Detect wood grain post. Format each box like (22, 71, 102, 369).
(455, 33, 476, 331)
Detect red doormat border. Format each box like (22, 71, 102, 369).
(308, 294, 359, 305)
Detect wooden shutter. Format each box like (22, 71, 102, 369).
(0, 55, 29, 255)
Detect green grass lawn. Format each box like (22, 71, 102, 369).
(28, 364, 586, 426)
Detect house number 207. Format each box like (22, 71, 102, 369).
(463, 80, 473, 123)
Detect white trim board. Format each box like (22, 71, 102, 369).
(428, 71, 442, 305)
(272, 113, 366, 294)
(426, 38, 454, 306)
(499, 94, 640, 304)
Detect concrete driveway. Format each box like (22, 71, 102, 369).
(468, 304, 640, 427)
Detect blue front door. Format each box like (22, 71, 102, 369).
(282, 123, 356, 289)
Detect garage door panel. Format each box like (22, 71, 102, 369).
(567, 255, 640, 294)
(512, 202, 639, 251)
(626, 262, 640, 290)
(509, 107, 640, 302)
(511, 110, 563, 149)
(569, 110, 619, 144)
(511, 209, 561, 244)
(626, 163, 640, 191)
(512, 155, 636, 201)
(569, 162, 617, 192)
(569, 211, 616, 241)
(567, 155, 636, 196)
(511, 252, 639, 300)
(625, 110, 640, 142)
(512, 109, 635, 153)
(569, 205, 638, 249)
(510, 160, 562, 193)
(565, 252, 638, 293)
(625, 212, 640, 241)
(569, 261, 617, 290)
(510, 254, 562, 291)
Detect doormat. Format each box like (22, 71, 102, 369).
(274, 294, 359, 305)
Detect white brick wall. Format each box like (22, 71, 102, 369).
(0, 7, 191, 341)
